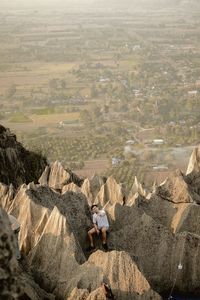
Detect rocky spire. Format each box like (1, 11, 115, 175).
(186, 145, 200, 176)
(0, 124, 47, 188)
(39, 161, 83, 190)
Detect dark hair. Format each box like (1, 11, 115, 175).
(91, 204, 98, 210)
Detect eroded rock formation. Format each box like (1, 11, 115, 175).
(1, 128, 200, 299)
(39, 161, 84, 190)
(0, 124, 47, 188)
(0, 208, 21, 299)
(0, 207, 54, 300)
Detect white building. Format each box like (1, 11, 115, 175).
(152, 139, 164, 145)
(112, 157, 121, 166)
(188, 90, 198, 96)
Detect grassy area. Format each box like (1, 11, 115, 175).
(9, 112, 32, 123)
(0, 62, 78, 94)
(30, 112, 80, 125)
(22, 134, 124, 164)
(31, 107, 67, 115)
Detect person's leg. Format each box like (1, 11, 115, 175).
(87, 227, 96, 247)
(101, 227, 108, 245)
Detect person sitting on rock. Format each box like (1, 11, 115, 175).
(87, 204, 109, 251)
(8, 214, 21, 260)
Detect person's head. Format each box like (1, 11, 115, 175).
(91, 204, 99, 214)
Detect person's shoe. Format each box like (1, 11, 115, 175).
(86, 245, 95, 252)
(16, 254, 22, 261)
(102, 243, 108, 251)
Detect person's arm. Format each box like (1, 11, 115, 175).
(98, 210, 106, 217)
(92, 214, 99, 234)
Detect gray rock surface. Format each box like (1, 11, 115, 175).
(1, 130, 200, 298)
(0, 207, 54, 300)
(0, 208, 21, 299)
(0, 124, 47, 188)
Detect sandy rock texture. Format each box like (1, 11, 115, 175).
(1, 126, 200, 299)
(0, 207, 54, 300)
(39, 161, 83, 190)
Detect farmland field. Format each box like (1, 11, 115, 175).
(1, 2, 200, 190)
(76, 160, 109, 178)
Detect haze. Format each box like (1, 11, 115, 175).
(0, 0, 200, 186)
(0, 0, 92, 9)
(0, 0, 96, 9)
(0, 0, 187, 10)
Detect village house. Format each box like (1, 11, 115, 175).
(112, 157, 121, 166)
(152, 139, 165, 145)
(188, 90, 198, 97)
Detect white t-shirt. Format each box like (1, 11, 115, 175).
(93, 210, 109, 229)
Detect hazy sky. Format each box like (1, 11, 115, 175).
(0, 0, 97, 9)
(0, 0, 140, 11)
(0, 0, 196, 10)
(0, 0, 168, 9)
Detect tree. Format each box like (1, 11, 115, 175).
(91, 105, 101, 121)
(6, 84, 16, 98)
(60, 79, 66, 89)
(91, 84, 98, 98)
(49, 79, 57, 90)
(80, 109, 92, 124)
